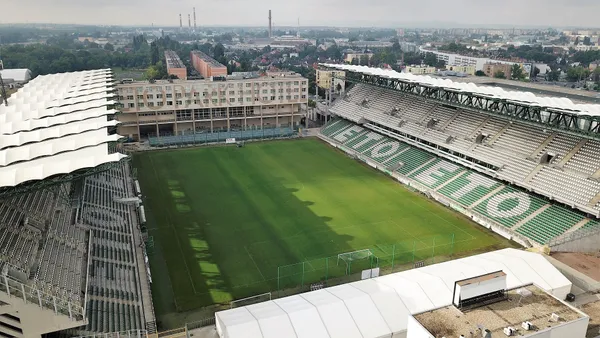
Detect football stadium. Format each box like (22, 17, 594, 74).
(1, 64, 600, 338)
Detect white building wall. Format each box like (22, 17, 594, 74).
(406, 316, 433, 338)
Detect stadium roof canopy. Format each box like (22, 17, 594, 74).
(321, 64, 600, 117)
(215, 248, 571, 338)
(0, 69, 126, 189)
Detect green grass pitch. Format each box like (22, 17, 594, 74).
(134, 138, 513, 320)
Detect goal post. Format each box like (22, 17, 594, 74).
(229, 292, 272, 309)
(337, 249, 378, 274)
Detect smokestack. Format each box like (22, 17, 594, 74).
(268, 10, 272, 38)
(179, 14, 182, 30)
(297, 17, 300, 38)
(193, 7, 197, 31)
(188, 14, 191, 29)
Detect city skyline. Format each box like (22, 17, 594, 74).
(3, 0, 600, 28)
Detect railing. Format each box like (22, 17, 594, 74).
(0, 274, 85, 321)
(185, 317, 216, 332)
(74, 329, 148, 338)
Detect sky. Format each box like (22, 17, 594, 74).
(3, 0, 600, 28)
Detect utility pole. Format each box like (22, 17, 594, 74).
(0, 72, 8, 106)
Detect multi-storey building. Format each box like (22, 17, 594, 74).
(483, 62, 513, 78)
(316, 69, 346, 92)
(116, 72, 309, 140)
(190, 50, 227, 78)
(164, 50, 187, 80)
(403, 65, 436, 75)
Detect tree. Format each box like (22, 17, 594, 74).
(423, 52, 438, 67)
(574, 36, 580, 46)
(546, 69, 560, 82)
(511, 64, 525, 80)
(532, 67, 540, 78)
(494, 70, 506, 79)
(214, 43, 225, 60)
(150, 42, 160, 65)
(475, 70, 486, 76)
(566, 66, 590, 82)
(104, 43, 114, 51)
(359, 54, 369, 66)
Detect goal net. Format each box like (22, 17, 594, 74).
(337, 249, 378, 274)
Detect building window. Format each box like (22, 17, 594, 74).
(176, 93, 182, 98)
(165, 86, 172, 91)
(194, 92, 200, 97)
(166, 93, 172, 98)
(246, 98, 251, 102)
(229, 98, 235, 103)
(157, 102, 164, 106)
(212, 99, 218, 104)
(238, 98, 243, 102)
(301, 95, 306, 99)
(293, 81, 299, 85)
(176, 100, 183, 105)
(220, 98, 226, 103)
(203, 99, 209, 104)
(118, 96, 124, 100)
(148, 102, 154, 107)
(229, 91, 235, 95)
(220, 91, 226, 95)
(126, 95, 134, 100)
(167, 101, 173, 106)
(271, 96, 276, 100)
(147, 94, 154, 99)
(156, 94, 163, 99)
(246, 83, 252, 87)
(128, 103, 135, 108)
(139, 103, 145, 107)
(294, 95, 299, 99)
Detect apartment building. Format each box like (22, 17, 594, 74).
(190, 50, 227, 78)
(116, 72, 309, 140)
(316, 69, 346, 92)
(403, 65, 436, 75)
(483, 62, 513, 78)
(164, 50, 187, 80)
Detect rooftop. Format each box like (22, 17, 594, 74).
(117, 72, 305, 86)
(191, 50, 226, 68)
(164, 50, 185, 69)
(414, 285, 585, 338)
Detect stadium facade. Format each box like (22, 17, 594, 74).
(116, 72, 309, 141)
(0, 70, 154, 338)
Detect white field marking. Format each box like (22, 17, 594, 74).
(148, 155, 200, 295)
(244, 245, 267, 281)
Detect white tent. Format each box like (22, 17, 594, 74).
(0, 69, 32, 83)
(215, 248, 571, 338)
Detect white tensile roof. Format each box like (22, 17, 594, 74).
(215, 248, 572, 338)
(321, 63, 600, 117)
(0, 69, 126, 188)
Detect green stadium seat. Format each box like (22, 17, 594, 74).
(516, 205, 586, 244)
(396, 148, 436, 175)
(473, 186, 548, 228)
(438, 171, 503, 207)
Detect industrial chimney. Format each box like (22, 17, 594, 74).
(193, 7, 197, 31)
(188, 14, 191, 29)
(268, 10, 272, 38)
(179, 14, 182, 30)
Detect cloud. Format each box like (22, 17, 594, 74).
(3, 0, 600, 27)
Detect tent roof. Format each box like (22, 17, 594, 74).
(321, 63, 600, 117)
(0, 69, 32, 82)
(215, 248, 571, 338)
(0, 69, 125, 188)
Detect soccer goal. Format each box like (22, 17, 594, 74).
(337, 249, 378, 275)
(229, 292, 272, 309)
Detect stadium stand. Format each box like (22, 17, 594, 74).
(323, 77, 600, 215)
(318, 116, 599, 246)
(0, 70, 154, 338)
